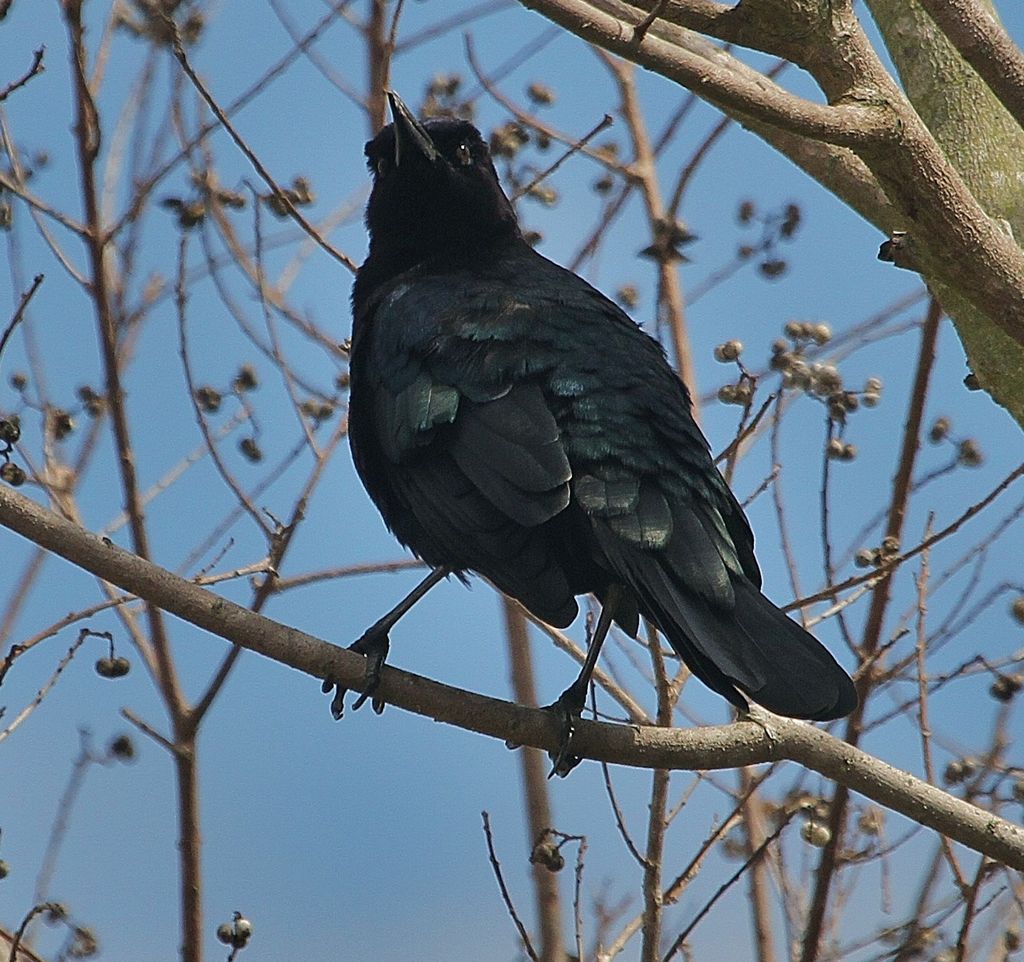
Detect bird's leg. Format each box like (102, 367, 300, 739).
(547, 583, 624, 778)
(323, 565, 450, 718)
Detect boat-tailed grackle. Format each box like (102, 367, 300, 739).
(337, 91, 857, 774)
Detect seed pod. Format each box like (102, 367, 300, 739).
(526, 82, 555, 106)
(801, 820, 831, 847)
(713, 340, 743, 363)
(958, 438, 983, 467)
(530, 840, 565, 872)
(811, 323, 832, 345)
(239, 437, 263, 463)
(616, 284, 639, 308)
(0, 462, 26, 486)
(990, 674, 1022, 702)
(195, 386, 222, 413)
(854, 548, 877, 568)
(929, 416, 950, 443)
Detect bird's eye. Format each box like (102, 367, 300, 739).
(376, 157, 389, 176)
(453, 143, 472, 166)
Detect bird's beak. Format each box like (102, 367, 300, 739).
(386, 90, 440, 167)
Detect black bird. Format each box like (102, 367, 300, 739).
(341, 92, 857, 772)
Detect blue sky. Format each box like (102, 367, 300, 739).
(2, 2, 1024, 960)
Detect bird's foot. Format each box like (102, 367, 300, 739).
(738, 702, 780, 747)
(545, 681, 588, 778)
(321, 627, 390, 719)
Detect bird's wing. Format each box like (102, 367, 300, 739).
(360, 278, 572, 528)
(352, 274, 579, 627)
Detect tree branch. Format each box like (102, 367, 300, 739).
(2, 483, 1023, 871)
(915, 0, 1024, 133)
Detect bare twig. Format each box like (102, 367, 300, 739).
(786, 461, 1024, 614)
(0, 630, 89, 743)
(662, 815, 793, 961)
(913, 520, 968, 892)
(161, 17, 358, 273)
(511, 112, 614, 201)
(0, 274, 43, 368)
(0, 46, 45, 102)
(482, 811, 539, 961)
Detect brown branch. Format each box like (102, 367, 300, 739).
(800, 295, 942, 962)
(503, 601, 565, 962)
(0, 46, 45, 102)
(519, 0, 1024, 362)
(482, 811, 539, 961)
(0, 274, 43, 366)
(598, 52, 697, 405)
(518, 0, 893, 147)
(62, 4, 197, 955)
(3, 483, 1024, 870)
(640, 621, 671, 962)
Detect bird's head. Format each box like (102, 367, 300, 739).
(363, 92, 521, 262)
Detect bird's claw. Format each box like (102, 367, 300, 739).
(322, 628, 390, 719)
(545, 683, 587, 778)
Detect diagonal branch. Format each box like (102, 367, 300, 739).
(1, 482, 1023, 871)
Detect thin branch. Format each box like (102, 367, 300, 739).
(0, 273, 43, 365)
(161, 17, 358, 273)
(174, 236, 272, 538)
(662, 815, 793, 961)
(913, 519, 967, 893)
(0, 631, 88, 743)
(482, 811, 538, 961)
(510, 113, 615, 201)
(786, 461, 1024, 614)
(0, 46, 45, 103)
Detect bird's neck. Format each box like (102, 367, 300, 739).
(358, 229, 525, 298)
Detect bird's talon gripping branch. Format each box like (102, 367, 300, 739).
(546, 682, 588, 778)
(322, 629, 390, 719)
(349, 628, 390, 712)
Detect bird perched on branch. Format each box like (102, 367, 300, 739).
(337, 91, 857, 774)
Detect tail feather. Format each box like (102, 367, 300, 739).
(593, 522, 857, 720)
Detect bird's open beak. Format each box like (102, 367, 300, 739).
(386, 91, 440, 167)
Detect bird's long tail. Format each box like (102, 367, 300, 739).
(600, 539, 857, 720)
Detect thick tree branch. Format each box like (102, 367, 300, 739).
(2, 484, 1023, 871)
(915, 0, 1024, 133)
(517, 0, 893, 147)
